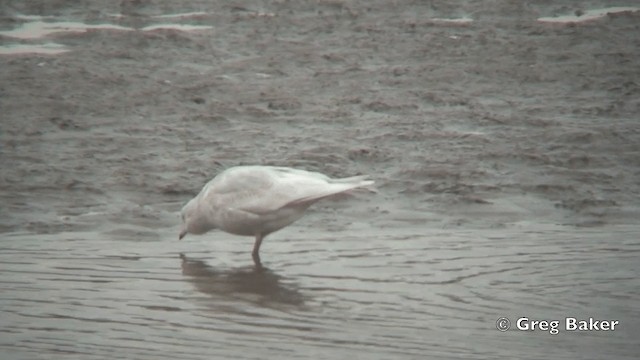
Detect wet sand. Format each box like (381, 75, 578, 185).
(1, 1, 639, 359)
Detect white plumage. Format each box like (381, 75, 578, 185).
(179, 165, 374, 266)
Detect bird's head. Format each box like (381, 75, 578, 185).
(179, 199, 196, 240)
(179, 197, 213, 240)
(179, 205, 189, 240)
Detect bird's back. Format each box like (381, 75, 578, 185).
(195, 166, 372, 235)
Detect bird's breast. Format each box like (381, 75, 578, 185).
(217, 204, 309, 237)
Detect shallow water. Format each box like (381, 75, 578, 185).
(1, 225, 638, 359)
(537, 7, 640, 23)
(0, 15, 212, 55)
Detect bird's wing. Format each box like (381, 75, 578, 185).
(200, 167, 358, 215)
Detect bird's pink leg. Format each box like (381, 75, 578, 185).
(252, 234, 264, 267)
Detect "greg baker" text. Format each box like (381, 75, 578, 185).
(516, 317, 619, 334)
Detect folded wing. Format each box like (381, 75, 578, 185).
(201, 166, 373, 215)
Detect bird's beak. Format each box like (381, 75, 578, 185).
(179, 229, 187, 240)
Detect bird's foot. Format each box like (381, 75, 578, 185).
(252, 251, 263, 269)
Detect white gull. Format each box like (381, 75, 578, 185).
(179, 165, 374, 266)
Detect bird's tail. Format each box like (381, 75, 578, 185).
(332, 175, 377, 193)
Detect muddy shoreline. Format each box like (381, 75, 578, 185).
(2, 2, 639, 234)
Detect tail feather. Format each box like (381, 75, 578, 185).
(331, 175, 376, 193)
(331, 175, 371, 184)
(289, 175, 376, 206)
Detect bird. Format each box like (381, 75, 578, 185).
(179, 165, 374, 266)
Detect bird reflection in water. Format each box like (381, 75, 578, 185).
(179, 253, 306, 308)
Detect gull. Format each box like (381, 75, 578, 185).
(179, 165, 374, 266)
